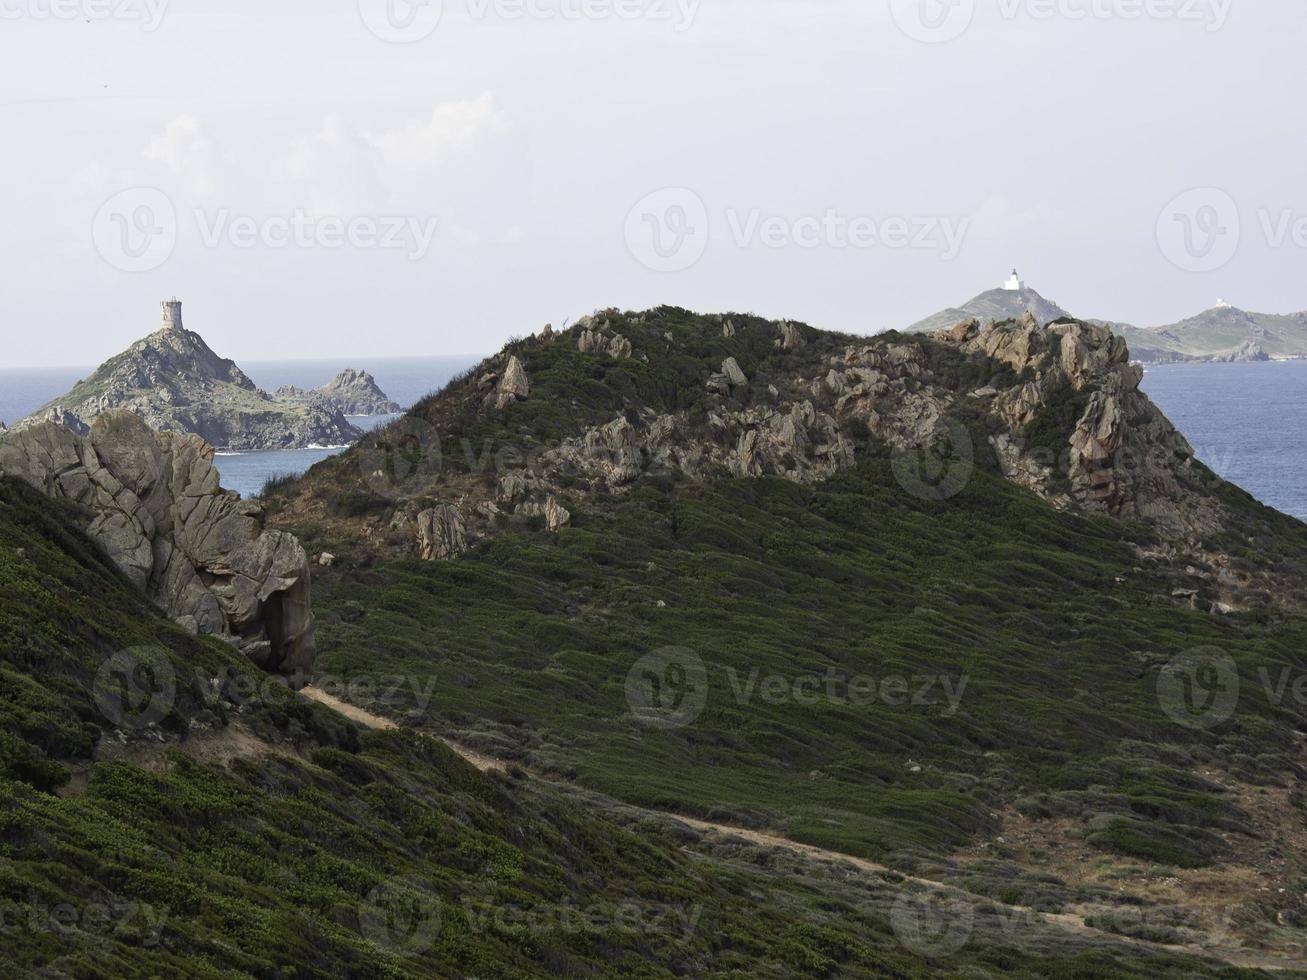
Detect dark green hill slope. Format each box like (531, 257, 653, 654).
(252, 307, 1307, 964)
(6, 475, 1256, 976)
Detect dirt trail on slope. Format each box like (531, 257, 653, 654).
(298, 686, 1307, 974)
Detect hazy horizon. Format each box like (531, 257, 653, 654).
(6, 280, 1303, 371)
(6, 2, 1307, 368)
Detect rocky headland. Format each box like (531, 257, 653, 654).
(12, 300, 395, 451)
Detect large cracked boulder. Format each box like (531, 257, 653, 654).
(0, 411, 314, 675)
(415, 505, 467, 561)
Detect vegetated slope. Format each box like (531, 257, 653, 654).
(263, 306, 1307, 960)
(1112, 307, 1307, 362)
(8, 475, 1254, 977)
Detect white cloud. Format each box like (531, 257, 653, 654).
(271, 114, 387, 216)
(367, 93, 511, 182)
(143, 115, 223, 199)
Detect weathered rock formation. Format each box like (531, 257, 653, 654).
(0, 411, 315, 674)
(16, 300, 362, 451)
(415, 505, 467, 561)
(495, 356, 530, 409)
(276, 369, 402, 416)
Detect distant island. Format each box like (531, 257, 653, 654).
(909, 271, 1307, 363)
(11, 300, 401, 451)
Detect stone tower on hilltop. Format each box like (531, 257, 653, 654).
(160, 298, 183, 331)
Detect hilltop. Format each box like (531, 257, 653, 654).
(907, 284, 1072, 335)
(909, 276, 1307, 363)
(13, 300, 396, 450)
(1109, 304, 1307, 363)
(8, 304, 1307, 972)
(247, 306, 1307, 963)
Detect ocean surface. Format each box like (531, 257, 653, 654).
(1139, 361, 1307, 521)
(2, 357, 1304, 519)
(0, 356, 479, 499)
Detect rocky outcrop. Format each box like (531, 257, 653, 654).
(16, 300, 362, 451)
(277, 369, 401, 416)
(932, 316, 1221, 539)
(0, 412, 315, 674)
(415, 505, 467, 560)
(776, 322, 803, 350)
(495, 356, 530, 409)
(1210, 340, 1271, 363)
(577, 319, 634, 359)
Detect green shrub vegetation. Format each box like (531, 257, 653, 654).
(3, 476, 1248, 976)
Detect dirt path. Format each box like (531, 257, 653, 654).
(298, 687, 1307, 974)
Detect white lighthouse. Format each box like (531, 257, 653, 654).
(1002, 269, 1025, 292)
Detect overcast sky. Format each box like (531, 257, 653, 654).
(3, 0, 1305, 368)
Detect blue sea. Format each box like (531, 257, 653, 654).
(0, 356, 480, 500)
(1139, 361, 1307, 521)
(2, 357, 1304, 520)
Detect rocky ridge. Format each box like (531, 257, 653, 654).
(268, 306, 1301, 614)
(0, 411, 315, 674)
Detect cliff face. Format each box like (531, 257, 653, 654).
(0, 411, 315, 675)
(15, 311, 363, 450)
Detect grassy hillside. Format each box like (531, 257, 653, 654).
(5, 475, 1256, 976)
(296, 455, 1307, 866)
